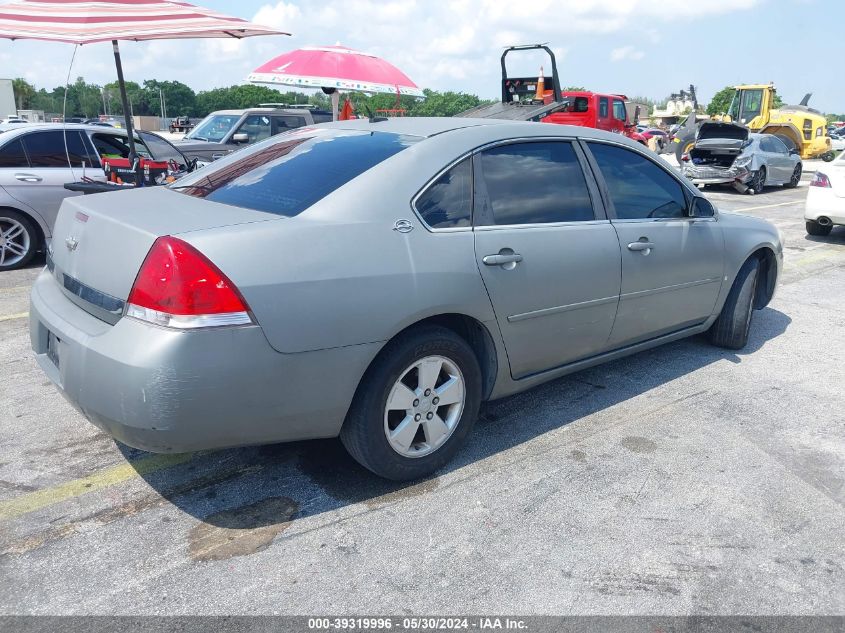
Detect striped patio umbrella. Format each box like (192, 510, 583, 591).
(0, 0, 288, 160)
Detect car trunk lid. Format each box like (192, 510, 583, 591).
(49, 186, 278, 323)
(696, 121, 749, 142)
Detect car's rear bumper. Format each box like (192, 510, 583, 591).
(805, 187, 845, 224)
(30, 269, 380, 453)
(683, 164, 751, 185)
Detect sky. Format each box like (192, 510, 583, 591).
(0, 0, 841, 113)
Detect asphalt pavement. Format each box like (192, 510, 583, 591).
(0, 175, 843, 615)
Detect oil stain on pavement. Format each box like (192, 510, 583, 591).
(188, 496, 299, 562)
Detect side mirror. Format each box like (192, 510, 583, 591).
(789, 147, 799, 156)
(691, 196, 716, 218)
(634, 105, 641, 122)
(232, 133, 249, 144)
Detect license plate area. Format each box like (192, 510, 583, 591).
(47, 330, 60, 369)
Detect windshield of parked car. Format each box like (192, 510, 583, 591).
(185, 114, 240, 142)
(171, 128, 420, 216)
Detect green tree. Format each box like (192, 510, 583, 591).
(706, 85, 736, 116)
(11, 78, 35, 109)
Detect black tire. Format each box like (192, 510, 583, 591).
(340, 325, 482, 481)
(747, 166, 766, 194)
(806, 220, 832, 236)
(709, 257, 760, 350)
(785, 163, 802, 188)
(0, 209, 39, 271)
(822, 151, 835, 163)
(674, 135, 695, 163)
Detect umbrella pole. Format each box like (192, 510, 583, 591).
(331, 91, 340, 121)
(111, 40, 138, 164)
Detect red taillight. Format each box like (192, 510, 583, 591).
(126, 236, 252, 329)
(810, 172, 831, 188)
(681, 153, 690, 162)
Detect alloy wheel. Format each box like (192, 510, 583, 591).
(383, 355, 466, 458)
(790, 164, 802, 187)
(0, 217, 30, 267)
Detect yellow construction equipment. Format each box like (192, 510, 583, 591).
(674, 83, 834, 162)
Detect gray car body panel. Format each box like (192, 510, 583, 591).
(31, 117, 783, 453)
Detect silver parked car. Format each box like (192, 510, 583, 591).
(682, 122, 802, 194)
(0, 123, 192, 270)
(31, 118, 783, 480)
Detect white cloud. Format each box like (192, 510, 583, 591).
(610, 45, 645, 62)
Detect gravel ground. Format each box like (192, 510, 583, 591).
(0, 175, 843, 615)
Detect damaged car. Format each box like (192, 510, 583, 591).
(682, 122, 802, 194)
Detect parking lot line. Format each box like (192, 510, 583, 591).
(732, 201, 802, 213)
(0, 311, 28, 322)
(0, 452, 200, 521)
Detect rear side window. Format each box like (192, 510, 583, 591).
(588, 142, 687, 220)
(476, 142, 594, 226)
(172, 129, 418, 216)
(272, 116, 307, 134)
(22, 131, 91, 168)
(415, 158, 472, 229)
(0, 138, 28, 168)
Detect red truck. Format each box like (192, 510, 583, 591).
(457, 45, 646, 145)
(541, 91, 646, 144)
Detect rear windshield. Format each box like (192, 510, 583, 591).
(171, 128, 418, 216)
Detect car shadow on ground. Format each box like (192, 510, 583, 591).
(805, 227, 845, 245)
(118, 308, 791, 536)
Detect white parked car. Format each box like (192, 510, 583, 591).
(806, 150, 845, 236)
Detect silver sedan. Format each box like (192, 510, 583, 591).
(30, 118, 783, 480)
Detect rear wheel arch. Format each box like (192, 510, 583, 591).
(0, 205, 46, 251)
(360, 313, 499, 403)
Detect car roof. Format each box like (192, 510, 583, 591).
(319, 116, 644, 145)
(208, 108, 317, 116)
(0, 122, 135, 138)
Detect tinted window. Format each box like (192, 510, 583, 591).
(0, 138, 28, 168)
(272, 116, 307, 134)
(90, 133, 152, 161)
(235, 115, 272, 143)
(139, 131, 187, 168)
(416, 158, 472, 229)
(172, 128, 418, 217)
(767, 136, 788, 153)
(477, 142, 594, 225)
(599, 97, 609, 118)
(22, 131, 90, 168)
(613, 100, 626, 121)
(588, 142, 687, 220)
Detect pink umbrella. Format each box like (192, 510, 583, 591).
(0, 0, 288, 161)
(248, 45, 423, 120)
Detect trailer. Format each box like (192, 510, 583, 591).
(456, 45, 645, 146)
(455, 44, 565, 122)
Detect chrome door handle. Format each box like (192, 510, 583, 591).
(483, 253, 523, 266)
(627, 241, 655, 252)
(14, 174, 42, 182)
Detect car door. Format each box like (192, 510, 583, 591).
(764, 135, 794, 182)
(0, 130, 95, 230)
(611, 98, 627, 134)
(472, 140, 622, 379)
(584, 141, 724, 348)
